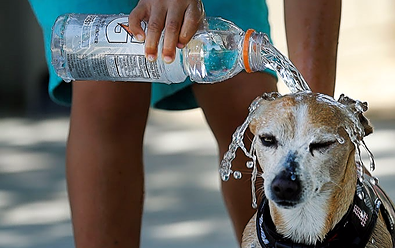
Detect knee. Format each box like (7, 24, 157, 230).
(69, 81, 151, 141)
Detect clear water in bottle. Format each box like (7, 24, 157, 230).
(182, 18, 244, 83)
(51, 15, 246, 84)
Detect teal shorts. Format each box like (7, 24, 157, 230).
(28, 0, 274, 110)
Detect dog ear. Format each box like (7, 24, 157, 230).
(337, 94, 373, 137)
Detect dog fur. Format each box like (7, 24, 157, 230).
(241, 92, 393, 248)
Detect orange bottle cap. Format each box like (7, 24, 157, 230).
(243, 29, 255, 73)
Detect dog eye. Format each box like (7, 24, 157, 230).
(309, 141, 336, 155)
(260, 135, 277, 147)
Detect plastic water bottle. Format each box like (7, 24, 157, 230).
(51, 14, 277, 84)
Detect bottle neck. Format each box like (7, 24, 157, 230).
(242, 30, 271, 73)
(242, 30, 311, 93)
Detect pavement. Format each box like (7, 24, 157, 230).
(1, 0, 395, 248)
(0, 111, 238, 248)
(1, 109, 395, 248)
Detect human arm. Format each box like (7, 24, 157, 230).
(284, 0, 342, 96)
(128, 0, 205, 63)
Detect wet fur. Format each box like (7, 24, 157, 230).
(241, 93, 392, 248)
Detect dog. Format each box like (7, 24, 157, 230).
(239, 92, 395, 248)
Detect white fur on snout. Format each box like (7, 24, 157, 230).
(273, 191, 332, 244)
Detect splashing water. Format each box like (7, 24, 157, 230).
(316, 93, 375, 172)
(312, 94, 376, 177)
(336, 94, 376, 173)
(260, 34, 311, 93)
(219, 35, 312, 208)
(219, 96, 264, 208)
(219, 93, 278, 208)
(219, 33, 313, 207)
(248, 33, 311, 93)
(219, 96, 262, 181)
(219, 91, 376, 208)
(361, 139, 376, 171)
(219, 35, 375, 208)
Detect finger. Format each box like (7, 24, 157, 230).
(128, 4, 148, 42)
(145, 7, 166, 61)
(162, 8, 184, 63)
(178, 1, 205, 48)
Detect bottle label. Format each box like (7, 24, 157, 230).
(66, 53, 160, 79)
(64, 15, 163, 82)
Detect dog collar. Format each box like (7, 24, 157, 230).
(256, 176, 383, 248)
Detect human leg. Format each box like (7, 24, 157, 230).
(66, 81, 151, 248)
(192, 72, 277, 243)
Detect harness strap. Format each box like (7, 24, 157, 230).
(256, 177, 383, 248)
(372, 181, 395, 246)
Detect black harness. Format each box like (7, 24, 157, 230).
(256, 175, 395, 248)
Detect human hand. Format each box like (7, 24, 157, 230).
(128, 0, 205, 63)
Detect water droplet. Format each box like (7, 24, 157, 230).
(246, 161, 254, 169)
(335, 134, 345, 144)
(233, 171, 242, 179)
(222, 174, 230, 181)
(370, 177, 379, 185)
(290, 173, 296, 181)
(361, 139, 376, 171)
(355, 101, 368, 113)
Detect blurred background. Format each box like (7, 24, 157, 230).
(0, 0, 394, 247)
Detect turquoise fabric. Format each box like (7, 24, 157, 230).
(28, 0, 274, 110)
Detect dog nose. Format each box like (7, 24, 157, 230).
(271, 170, 301, 201)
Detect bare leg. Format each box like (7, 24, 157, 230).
(284, 0, 341, 96)
(66, 81, 151, 248)
(192, 72, 277, 244)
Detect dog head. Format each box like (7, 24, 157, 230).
(249, 92, 373, 209)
